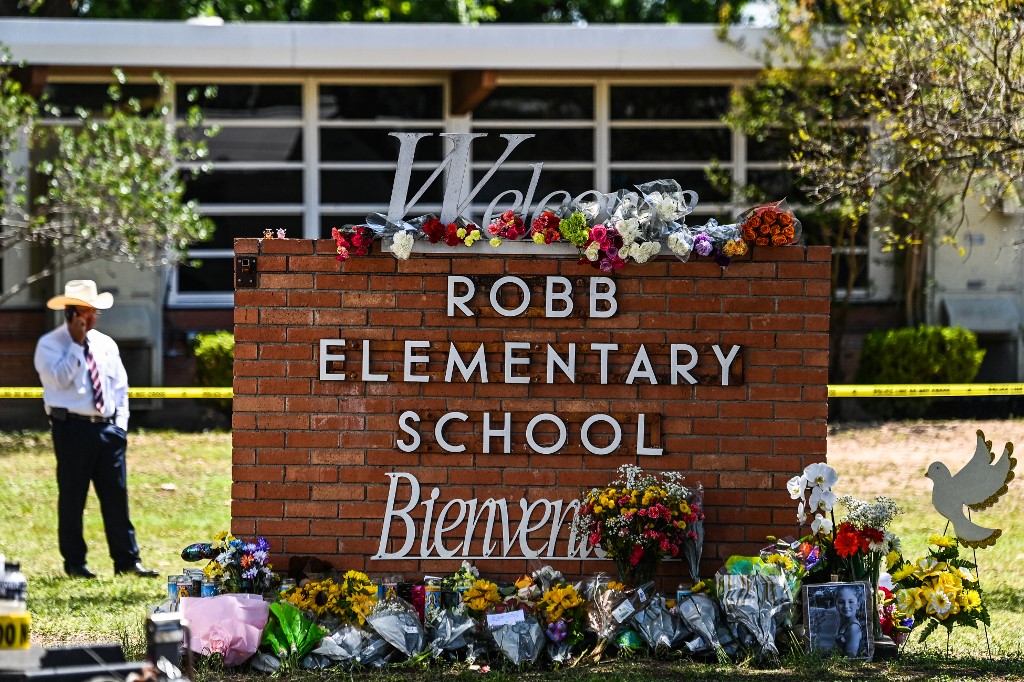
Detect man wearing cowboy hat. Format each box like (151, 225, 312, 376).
(33, 280, 158, 579)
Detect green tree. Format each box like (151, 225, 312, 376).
(721, 0, 1024, 376)
(0, 61, 215, 304)
(1, 0, 730, 22)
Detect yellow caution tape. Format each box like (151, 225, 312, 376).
(0, 387, 233, 399)
(1, 385, 1022, 400)
(0, 613, 31, 650)
(828, 383, 1024, 398)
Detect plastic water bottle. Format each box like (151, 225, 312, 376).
(0, 560, 27, 615)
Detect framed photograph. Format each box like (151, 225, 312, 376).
(802, 581, 874, 660)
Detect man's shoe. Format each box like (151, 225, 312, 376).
(115, 562, 160, 578)
(65, 565, 97, 579)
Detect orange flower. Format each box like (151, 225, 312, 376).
(779, 212, 793, 227)
(782, 226, 795, 240)
(771, 234, 789, 246)
(756, 237, 770, 246)
(746, 215, 762, 229)
(742, 226, 757, 242)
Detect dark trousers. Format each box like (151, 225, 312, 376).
(52, 419, 140, 570)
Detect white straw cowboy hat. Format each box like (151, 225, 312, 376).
(46, 280, 114, 310)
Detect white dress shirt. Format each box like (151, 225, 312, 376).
(34, 324, 130, 431)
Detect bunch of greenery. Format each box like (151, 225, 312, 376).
(855, 325, 985, 417)
(193, 330, 234, 415)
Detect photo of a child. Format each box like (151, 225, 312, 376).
(803, 582, 873, 660)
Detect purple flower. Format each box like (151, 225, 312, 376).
(805, 546, 820, 570)
(546, 620, 568, 643)
(599, 259, 614, 273)
(694, 233, 713, 257)
(714, 252, 731, 267)
(606, 246, 619, 259)
(251, 549, 268, 564)
(900, 616, 915, 628)
(255, 537, 270, 553)
(242, 566, 259, 580)
(243, 542, 257, 553)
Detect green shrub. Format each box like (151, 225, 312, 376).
(855, 325, 985, 418)
(192, 330, 234, 415)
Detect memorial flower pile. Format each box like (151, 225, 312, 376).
(462, 578, 501, 616)
(306, 181, 797, 267)
(832, 495, 902, 584)
(573, 464, 702, 586)
(889, 534, 990, 641)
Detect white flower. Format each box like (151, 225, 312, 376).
(796, 500, 807, 525)
(655, 198, 679, 221)
(928, 587, 954, 617)
(786, 475, 805, 500)
(809, 487, 836, 513)
(584, 241, 601, 261)
(617, 218, 640, 247)
(810, 514, 833, 535)
(802, 462, 838, 490)
(634, 241, 660, 263)
(391, 230, 414, 260)
(667, 230, 692, 257)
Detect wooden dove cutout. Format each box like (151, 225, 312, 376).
(926, 429, 1016, 548)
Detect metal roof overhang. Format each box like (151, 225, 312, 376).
(0, 19, 766, 73)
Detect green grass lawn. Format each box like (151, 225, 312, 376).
(1, 423, 1022, 679)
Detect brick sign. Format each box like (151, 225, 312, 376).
(231, 240, 829, 584)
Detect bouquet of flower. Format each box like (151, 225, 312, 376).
(330, 225, 372, 263)
(202, 532, 274, 594)
(759, 537, 822, 599)
(487, 209, 527, 247)
(538, 581, 587, 663)
(832, 495, 902, 585)
(366, 594, 426, 659)
(530, 210, 562, 244)
(584, 575, 656, 661)
(890, 534, 989, 643)
(573, 464, 700, 586)
(738, 199, 800, 246)
(461, 578, 501, 618)
(875, 586, 913, 645)
(280, 570, 378, 628)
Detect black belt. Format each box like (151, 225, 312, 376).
(65, 412, 115, 424)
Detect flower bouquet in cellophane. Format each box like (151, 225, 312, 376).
(738, 199, 801, 247)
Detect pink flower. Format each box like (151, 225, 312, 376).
(590, 224, 607, 243)
(629, 545, 645, 566)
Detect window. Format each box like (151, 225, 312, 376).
(171, 83, 305, 304)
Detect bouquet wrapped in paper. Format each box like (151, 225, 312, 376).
(426, 609, 476, 659)
(354, 631, 401, 668)
(366, 594, 426, 660)
(635, 179, 698, 241)
(486, 608, 547, 666)
(585, 576, 656, 660)
(260, 601, 328, 669)
(181, 594, 269, 667)
(535, 573, 587, 665)
(630, 596, 686, 652)
(717, 567, 793, 660)
(674, 592, 732, 662)
(302, 625, 366, 670)
(738, 199, 801, 246)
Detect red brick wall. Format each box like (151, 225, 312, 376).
(231, 238, 830, 587)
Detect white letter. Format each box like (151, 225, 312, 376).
(589, 276, 617, 318)
(545, 276, 573, 318)
(518, 499, 554, 558)
(526, 413, 567, 455)
(375, 472, 419, 559)
(490, 276, 530, 317)
(404, 340, 431, 382)
(546, 343, 576, 383)
(713, 344, 741, 386)
(419, 487, 441, 557)
(448, 276, 475, 317)
(361, 340, 387, 381)
(626, 344, 658, 385)
(581, 414, 622, 455)
(436, 412, 468, 453)
(504, 341, 531, 384)
(637, 413, 664, 456)
(319, 339, 346, 380)
(671, 344, 699, 385)
(432, 499, 468, 559)
(445, 343, 488, 383)
(590, 343, 618, 385)
(483, 412, 512, 454)
(396, 411, 421, 452)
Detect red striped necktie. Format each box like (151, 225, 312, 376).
(83, 339, 106, 414)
